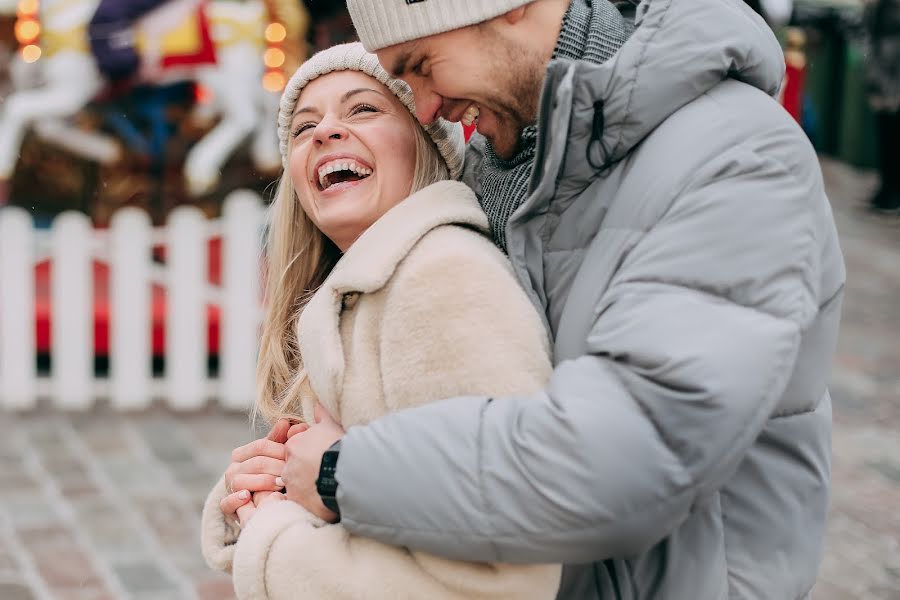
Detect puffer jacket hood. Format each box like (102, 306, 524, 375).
(533, 0, 785, 192)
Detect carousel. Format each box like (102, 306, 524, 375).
(0, 0, 312, 224)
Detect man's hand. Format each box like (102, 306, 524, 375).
(282, 403, 345, 523)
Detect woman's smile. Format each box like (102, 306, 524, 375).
(313, 154, 375, 194)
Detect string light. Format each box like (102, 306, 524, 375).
(263, 71, 286, 93)
(22, 44, 41, 63)
(14, 18, 40, 44)
(17, 0, 38, 15)
(16, 0, 40, 63)
(262, 20, 287, 92)
(264, 48, 285, 69)
(264, 22, 287, 44)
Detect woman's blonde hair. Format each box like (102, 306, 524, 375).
(252, 110, 450, 426)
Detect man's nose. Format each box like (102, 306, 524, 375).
(408, 82, 443, 125)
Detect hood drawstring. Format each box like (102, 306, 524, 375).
(587, 100, 613, 174)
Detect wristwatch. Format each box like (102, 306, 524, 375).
(316, 439, 341, 519)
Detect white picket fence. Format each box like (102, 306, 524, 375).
(0, 191, 267, 411)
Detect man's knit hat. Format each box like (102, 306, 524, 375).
(347, 0, 534, 52)
(278, 42, 464, 179)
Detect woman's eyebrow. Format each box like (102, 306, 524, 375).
(293, 88, 387, 117)
(339, 88, 388, 102)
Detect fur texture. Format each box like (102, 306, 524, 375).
(202, 180, 561, 599)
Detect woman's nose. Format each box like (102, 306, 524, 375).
(313, 116, 348, 145)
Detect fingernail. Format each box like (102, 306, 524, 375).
(275, 477, 285, 488)
(238, 490, 250, 499)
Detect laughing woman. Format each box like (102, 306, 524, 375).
(199, 43, 561, 599)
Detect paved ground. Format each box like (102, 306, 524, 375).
(0, 157, 898, 599)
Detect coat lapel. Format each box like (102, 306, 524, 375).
(297, 180, 489, 413)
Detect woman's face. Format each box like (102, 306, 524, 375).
(288, 70, 419, 251)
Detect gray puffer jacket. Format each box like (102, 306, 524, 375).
(336, 1, 846, 599)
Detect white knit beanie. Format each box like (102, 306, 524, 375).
(347, 0, 534, 52)
(278, 42, 464, 179)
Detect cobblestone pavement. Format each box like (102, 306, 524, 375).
(1, 157, 898, 599)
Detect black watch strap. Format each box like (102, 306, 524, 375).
(316, 439, 341, 518)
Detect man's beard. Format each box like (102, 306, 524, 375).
(484, 39, 546, 160)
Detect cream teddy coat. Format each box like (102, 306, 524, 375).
(201, 180, 561, 599)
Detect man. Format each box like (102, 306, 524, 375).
(281, 1, 845, 598)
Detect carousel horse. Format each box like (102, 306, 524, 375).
(0, 0, 307, 202)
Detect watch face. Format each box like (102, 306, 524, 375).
(322, 451, 339, 469)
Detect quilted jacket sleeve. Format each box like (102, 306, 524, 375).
(335, 146, 837, 564)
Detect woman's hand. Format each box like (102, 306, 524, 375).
(233, 490, 287, 529)
(219, 419, 309, 526)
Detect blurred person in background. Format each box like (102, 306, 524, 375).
(279, 1, 847, 599)
(200, 42, 560, 599)
(866, 0, 900, 212)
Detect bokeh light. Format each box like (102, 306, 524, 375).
(17, 0, 38, 16)
(262, 71, 286, 93)
(22, 44, 41, 63)
(264, 48, 286, 69)
(15, 18, 41, 44)
(265, 22, 287, 43)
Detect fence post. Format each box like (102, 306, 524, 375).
(166, 206, 208, 410)
(52, 212, 94, 409)
(220, 191, 264, 410)
(0, 207, 37, 409)
(110, 207, 152, 409)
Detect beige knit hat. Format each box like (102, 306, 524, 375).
(347, 0, 534, 52)
(278, 42, 464, 179)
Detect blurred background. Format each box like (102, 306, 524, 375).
(0, 0, 898, 598)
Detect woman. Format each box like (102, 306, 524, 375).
(200, 43, 561, 599)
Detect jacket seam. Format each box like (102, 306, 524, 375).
(604, 280, 801, 325)
(770, 406, 817, 420)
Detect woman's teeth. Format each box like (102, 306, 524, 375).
(317, 160, 373, 190)
(461, 105, 480, 127)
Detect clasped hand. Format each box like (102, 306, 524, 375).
(220, 403, 345, 529)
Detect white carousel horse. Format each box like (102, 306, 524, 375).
(0, 0, 294, 199)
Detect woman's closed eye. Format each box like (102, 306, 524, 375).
(291, 104, 380, 139)
(291, 121, 317, 138)
(349, 103, 379, 117)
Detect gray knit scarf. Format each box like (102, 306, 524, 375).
(478, 0, 633, 250)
